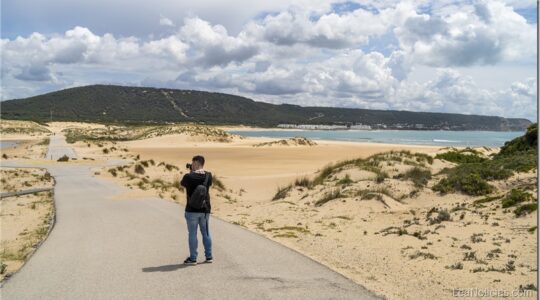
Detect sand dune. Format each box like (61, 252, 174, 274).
(1, 121, 536, 299)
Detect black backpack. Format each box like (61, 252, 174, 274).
(188, 173, 210, 210)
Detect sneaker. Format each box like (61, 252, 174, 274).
(204, 257, 213, 263)
(184, 257, 197, 265)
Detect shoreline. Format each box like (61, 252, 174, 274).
(221, 125, 525, 133)
(223, 126, 515, 148)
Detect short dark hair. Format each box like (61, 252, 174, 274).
(192, 155, 205, 166)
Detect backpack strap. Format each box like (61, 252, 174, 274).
(203, 172, 210, 187)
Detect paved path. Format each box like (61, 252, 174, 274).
(45, 134, 77, 160)
(1, 135, 380, 300)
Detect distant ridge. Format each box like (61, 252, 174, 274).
(0, 85, 531, 131)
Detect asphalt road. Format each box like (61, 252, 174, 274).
(1, 135, 380, 300)
(45, 134, 77, 160)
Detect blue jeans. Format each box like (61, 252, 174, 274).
(184, 212, 212, 260)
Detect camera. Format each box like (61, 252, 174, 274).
(186, 163, 192, 170)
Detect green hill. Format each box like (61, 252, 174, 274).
(0, 84, 531, 130)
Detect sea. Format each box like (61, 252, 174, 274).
(0, 140, 20, 149)
(228, 130, 524, 147)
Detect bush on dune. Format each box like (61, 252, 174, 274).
(401, 167, 432, 187)
(433, 123, 537, 196)
(502, 189, 534, 208)
(514, 203, 538, 217)
(57, 155, 69, 162)
(435, 150, 487, 164)
(496, 123, 537, 157)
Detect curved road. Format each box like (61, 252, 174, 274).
(1, 135, 380, 299)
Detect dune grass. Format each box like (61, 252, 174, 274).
(314, 189, 344, 206)
(273, 185, 293, 201)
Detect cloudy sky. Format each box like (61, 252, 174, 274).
(1, 0, 537, 120)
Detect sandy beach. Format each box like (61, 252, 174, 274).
(1, 121, 537, 299)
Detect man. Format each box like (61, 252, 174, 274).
(180, 155, 213, 265)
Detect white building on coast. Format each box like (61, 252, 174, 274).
(277, 124, 372, 130)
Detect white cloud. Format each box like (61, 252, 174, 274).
(393, 0, 536, 67)
(394, 69, 537, 120)
(159, 16, 175, 27)
(179, 17, 259, 67)
(1, 0, 536, 120)
(142, 36, 188, 65)
(246, 7, 390, 49)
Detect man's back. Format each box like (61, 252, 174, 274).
(181, 171, 212, 213)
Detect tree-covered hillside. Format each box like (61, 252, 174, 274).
(0, 85, 531, 130)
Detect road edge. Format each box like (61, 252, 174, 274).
(0, 167, 57, 287)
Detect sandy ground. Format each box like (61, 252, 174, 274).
(0, 168, 55, 280)
(1, 120, 51, 160)
(1, 121, 537, 299)
(97, 130, 537, 300)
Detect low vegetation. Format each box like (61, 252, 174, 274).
(3, 84, 529, 129)
(435, 148, 487, 164)
(514, 203, 538, 217)
(253, 137, 317, 147)
(314, 189, 344, 206)
(1, 169, 54, 281)
(433, 123, 537, 196)
(398, 167, 431, 187)
(64, 124, 233, 144)
(57, 155, 70, 162)
(0, 120, 50, 135)
(501, 189, 534, 208)
(273, 185, 292, 201)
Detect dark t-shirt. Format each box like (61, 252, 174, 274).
(180, 171, 212, 213)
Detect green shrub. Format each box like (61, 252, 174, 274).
(414, 153, 434, 165)
(501, 189, 533, 208)
(497, 123, 537, 157)
(514, 203, 537, 217)
(433, 173, 493, 196)
(57, 155, 69, 162)
(428, 209, 451, 225)
(432, 127, 537, 196)
(134, 164, 145, 175)
(402, 167, 431, 187)
(489, 153, 537, 173)
(473, 194, 504, 205)
(436, 151, 487, 164)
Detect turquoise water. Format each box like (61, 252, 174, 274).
(0, 140, 19, 149)
(229, 130, 524, 147)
